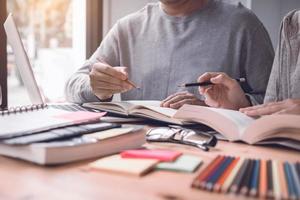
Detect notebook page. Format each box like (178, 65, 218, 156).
(0, 108, 104, 138)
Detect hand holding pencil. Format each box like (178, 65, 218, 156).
(90, 62, 139, 101)
(197, 72, 251, 110)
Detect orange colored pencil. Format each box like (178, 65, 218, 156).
(192, 155, 223, 188)
(259, 159, 267, 198)
(278, 161, 289, 200)
(199, 156, 226, 188)
(213, 157, 240, 192)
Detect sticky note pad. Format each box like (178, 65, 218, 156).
(121, 149, 182, 162)
(89, 155, 158, 176)
(155, 155, 203, 173)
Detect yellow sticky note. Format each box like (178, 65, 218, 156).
(89, 155, 158, 176)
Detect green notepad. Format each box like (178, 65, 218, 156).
(155, 154, 203, 173)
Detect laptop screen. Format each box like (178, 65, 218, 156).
(4, 13, 44, 105)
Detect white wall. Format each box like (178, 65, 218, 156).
(251, 0, 300, 48)
(103, 0, 154, 36)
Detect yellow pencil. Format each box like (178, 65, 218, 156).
(272, 160, 281, 199)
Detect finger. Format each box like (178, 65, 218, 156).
(169, 98, 201, 109)
(210, 73, 236, 88)
(92, 87, 128, 96)
(197, 72, 221, 83)
(240, 101, 286, 112)
(161, 91, 189, 104)
(91, 72, 133, 89)
(243, 105, 285, 116)
(170, 99, 193, 109)
(115, 66, 128, 77)
(162, 93, 195, 107)
(93, 63, 128, 80)
(204, 88, 220, 108)
(276, 105, 300, 115)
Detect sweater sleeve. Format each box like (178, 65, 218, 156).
(241, 22, 275, 105)
(65, 22, 121, 103)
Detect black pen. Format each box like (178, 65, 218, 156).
(178, 78, 246, 88)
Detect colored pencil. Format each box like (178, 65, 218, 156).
(229, 159, 250, 194)
(284, 162, 296, 199)
(213, 157, 240, 192)
(199, 156, 226, 189)
(249, 159, 260, 197)
(205, 157, 234, 191)
(221, 158, 245, 193)
(240, 159, 255, 195)
(192, 156, 221, 188)
(278, 161, 289, 200)
(272, 160, 281, 199)
(297, 162, 300, 180)
(259, 159, 267, 198)
(290, 163, 300, 198)
(266, 160, 274, 199)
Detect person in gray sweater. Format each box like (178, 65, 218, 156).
(199, 10, 300, 115)
(65, 0, 274, 108)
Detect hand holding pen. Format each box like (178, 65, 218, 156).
(180, 72, 251, 110)
(90, 62, 139, 101)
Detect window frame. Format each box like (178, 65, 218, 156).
(0, 0, 7, 109)
(0, 0, 103, 108)
(86, 0, 103, 58)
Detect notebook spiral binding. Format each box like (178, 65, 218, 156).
(0, 104, 48, 115)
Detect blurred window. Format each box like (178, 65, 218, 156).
(7, 0, 86, 106)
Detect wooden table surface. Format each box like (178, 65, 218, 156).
(0, 131, 299, 200)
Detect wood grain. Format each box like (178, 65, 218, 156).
(0, 129, 299, 200)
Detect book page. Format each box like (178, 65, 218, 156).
(174, 105, 255, 141)
(207, 107, 255, 135)
(243, 114, 300, 144)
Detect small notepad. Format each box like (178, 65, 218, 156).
(155, 155, 203, 173)
(121, 149, 182, 162)
(89, 155, 158, 176)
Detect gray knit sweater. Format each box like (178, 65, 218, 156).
(65, 1, 274, 104)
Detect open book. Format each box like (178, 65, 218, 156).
(174, 105, 300, 148)
(83, 101, 190, 125)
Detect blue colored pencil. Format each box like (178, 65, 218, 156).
(290, 163, 300, 198)
(249, 159, 260, 197)
(284, 162, 296, 199)
(202, 156, 228, 190)
(205, 156, 234, 191)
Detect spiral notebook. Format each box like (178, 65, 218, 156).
(0, 104, 106, 140)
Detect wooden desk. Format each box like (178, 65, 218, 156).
(0, 130, 299, 200)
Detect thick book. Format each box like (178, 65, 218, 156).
(83, 101, 190, 125)
(174, 105, 300, 149)
(0, 125, 145, 165)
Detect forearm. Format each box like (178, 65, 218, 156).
(65, 73, 100, 103)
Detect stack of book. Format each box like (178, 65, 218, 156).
(192, 155, 300, 199)
(0, 106, 145, 165)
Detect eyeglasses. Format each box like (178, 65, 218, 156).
(146, 126, 217, 151)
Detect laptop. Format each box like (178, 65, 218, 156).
(3, 13, 91, 112)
